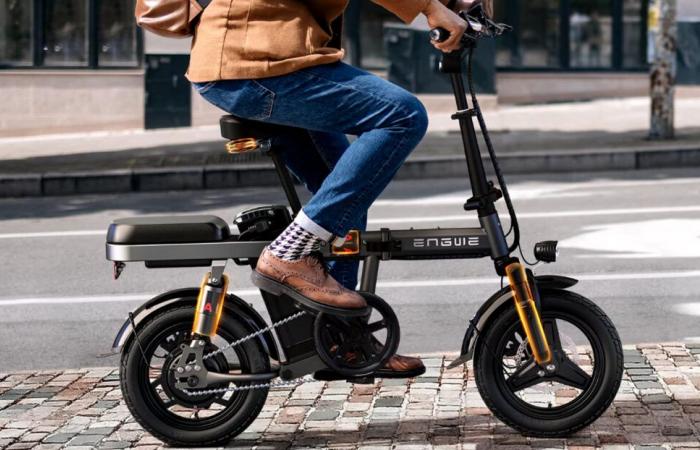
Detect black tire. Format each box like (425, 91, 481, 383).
(474, 289, 623, 437)
(120, 305, 270, 447)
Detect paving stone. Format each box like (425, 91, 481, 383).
(66, 434, 104, 446)
(374, 397, 404, 408)
(307, 409, 340, 421)
(43, 432, 77, 443)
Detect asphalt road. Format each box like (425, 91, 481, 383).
(1, 167, 699, 371)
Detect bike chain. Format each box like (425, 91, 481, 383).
(182, 310, 309, 397)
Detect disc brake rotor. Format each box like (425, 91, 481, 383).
(160, 340, 231, 408)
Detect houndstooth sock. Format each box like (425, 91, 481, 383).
(268, 220, 324, 261)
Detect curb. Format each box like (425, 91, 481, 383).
(1, 145, 699, 198)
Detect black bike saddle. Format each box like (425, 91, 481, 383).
(220, 115, 301, 142)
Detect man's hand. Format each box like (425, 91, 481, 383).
(424, 0, 468, 53)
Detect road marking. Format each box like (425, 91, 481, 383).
(674, 304, 700, 317)
(561, 219, 700, 258)
(0, 230, 105, 239)
(368, 205, 700, 224)
(373, 176, 700, 206)
(1, 270, 699, 307)
(2, 205, 700, 240)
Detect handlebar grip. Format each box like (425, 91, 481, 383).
(430, 28, 450, 43)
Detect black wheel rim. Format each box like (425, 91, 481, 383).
(135, 320, 253, 430)
(491, 310, 606, 418)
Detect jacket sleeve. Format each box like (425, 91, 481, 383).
(371, 0, 431, 24)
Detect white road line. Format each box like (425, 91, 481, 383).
(1, 270, 699, 307)
(2, 204, 700, 240)
(368, 205, 700, 225)
(372, 177, 700, 206)
(0, 230, 105, 239)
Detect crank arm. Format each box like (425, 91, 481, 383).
(174, 369, 279, 390)
(203, 371, 278, 385)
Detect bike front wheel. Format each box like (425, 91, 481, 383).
(474, 289, 623, 437)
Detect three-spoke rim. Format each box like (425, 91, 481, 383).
(494, 311, 604, 417)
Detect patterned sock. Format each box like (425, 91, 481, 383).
(268, 220, 324, 261)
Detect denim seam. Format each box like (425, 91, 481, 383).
(306, 130, 334, 170)
(250, 80, 276, 119)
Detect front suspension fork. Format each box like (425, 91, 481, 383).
(192, 262, 229, 338)
(506, 260, 552, 365)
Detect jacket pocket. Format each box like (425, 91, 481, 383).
(199, 79, 275, 121)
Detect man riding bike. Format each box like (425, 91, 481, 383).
(189, 0, 491, 379)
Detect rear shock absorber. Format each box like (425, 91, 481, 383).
(506, 261, 552, 364)
(192, 272, 229, 337)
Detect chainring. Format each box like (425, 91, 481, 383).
(313, 292, 400, 378)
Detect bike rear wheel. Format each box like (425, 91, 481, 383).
(120, 305, 270, 447)
(474, 289, 623, 437)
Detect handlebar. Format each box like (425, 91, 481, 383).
(430, 7, 511, 45)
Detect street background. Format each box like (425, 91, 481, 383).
(1, 167, 699, 371)
(2, 0, 700, 448)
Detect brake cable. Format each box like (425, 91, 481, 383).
(465, 44, 538, 266)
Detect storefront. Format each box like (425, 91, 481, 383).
(344, 0, 655, 102)
(0, 0, 696, 136)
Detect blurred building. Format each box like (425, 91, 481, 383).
(0, 0, 697, 136)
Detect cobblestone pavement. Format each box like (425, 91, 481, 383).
(3, 344, 700, 449)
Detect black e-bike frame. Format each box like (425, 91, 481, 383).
(106, 37, 563, 382)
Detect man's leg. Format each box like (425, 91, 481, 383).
(197, 62, 427, 312)
(198, 62, 428, 243)
(276, 129, 366, 291)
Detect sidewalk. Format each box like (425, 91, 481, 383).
(1, 96, 700, 197)
(2, 343, 700, 449)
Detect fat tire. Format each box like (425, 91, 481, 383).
(120, 305, 270, 447)
(474, 289, 623, 437)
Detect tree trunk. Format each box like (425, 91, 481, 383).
(649, 0, 677, 140)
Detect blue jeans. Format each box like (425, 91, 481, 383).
(194, 62, 429, 289)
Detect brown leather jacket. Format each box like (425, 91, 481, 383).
(187, 0, 430, 82)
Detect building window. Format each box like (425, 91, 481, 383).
(43, 0, 88, 66)
(98, 0, 138, 66)
(0, 0, 33, 66)
(495, 0, 561, 68)
(569, 0, 613, 68)
(622, 0, 647, 68)
(0, 0, 141, 69)
(495, 0, 648, 70)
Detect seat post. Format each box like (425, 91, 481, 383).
(267, 149, 302, 215)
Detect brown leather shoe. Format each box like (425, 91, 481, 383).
(252, 248, 368, 316)
(375, 355, 426, 378)
(314, 354, 425, 381)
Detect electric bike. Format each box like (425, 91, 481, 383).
(105, 9, 623, 446)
